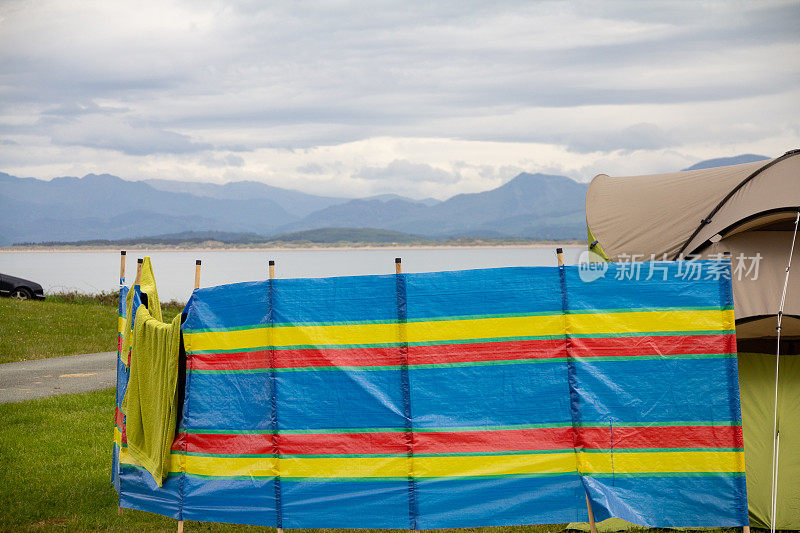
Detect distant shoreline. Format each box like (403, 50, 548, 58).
(0, 241, 584, 253)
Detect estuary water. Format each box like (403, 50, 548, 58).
(0, 246, 583, 302)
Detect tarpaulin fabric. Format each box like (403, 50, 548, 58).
(111, 283, 128, 491)
(737, 352, 800, 528)
(115, 261, 748, 529)
(112, 256, 161, 492)
(122, 306, 181, 487)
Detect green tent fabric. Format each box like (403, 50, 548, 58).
(121, 306, 181, 487)
(738, 352, 800, 528)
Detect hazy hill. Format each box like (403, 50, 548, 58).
(0, 172, 295, 244)
(144, 178, 348, 217)
(0, 154, 771, 245)
(682, 154, 769, 171)
(282, 173, 588, 239)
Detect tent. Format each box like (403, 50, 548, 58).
(585, 149, 800, 528)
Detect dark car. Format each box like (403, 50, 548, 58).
(0, 273, 46, 300)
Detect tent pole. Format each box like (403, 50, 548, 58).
(557, 248, 597, 533)
(769, 210, 800, 533)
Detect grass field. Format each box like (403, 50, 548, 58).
(0, 293, 183, 364)
(0, 388, 571, 532)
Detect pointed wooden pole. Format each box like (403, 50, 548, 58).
(194, 260, 202, 290)
(119, 250, 126, 285)
(269, 259, 282, 533)
(556, 247, 564, 267)
(135, 258, 143, 285)
(395, 257, 419, 532)
(117, 250, 126, 518)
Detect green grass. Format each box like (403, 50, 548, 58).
(0, 389, 748, 533)
(0, 388, 565, 532)
(0, 294, 183, 364)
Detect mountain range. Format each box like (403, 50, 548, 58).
(0, 154, 769, 245)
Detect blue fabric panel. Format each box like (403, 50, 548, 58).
(583, 475, 748, 527)
(571, 357, 743, 424)
(181, 476, 277, 527)
(281, 479, 411, 529)
(118, 465, 181, 519)
(565, 261, 732, 312)
(181, 372, 272, 431)
(415, 475, 588, 529)
(276, 369, 405, 431)
(404, 267, 563, 319)
(410, 362, 571, 428)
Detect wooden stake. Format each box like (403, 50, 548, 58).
(269, 260, 275, 280)
(743, 527, 750, 533)
(585, 492, 598, 533)
(556, 247, 564, 267)
(177, 520, 183, 533)
(119, 250, 126, 284)
(135, 258, 143, 285)
(194, 260, 202, 290)
(117, 507, 123, 516)
(395, 257, 402, 274)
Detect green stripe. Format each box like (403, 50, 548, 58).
(185, 330, 734, 355)
(169, 447, 743, 459)
(166, 472, 744, 482)
(580, 447, 743, 453)
(583, 472, 745, 478)
(186, 352, 737, 375)
(179, 420, 740, 435)
(182, 306, 732, 334)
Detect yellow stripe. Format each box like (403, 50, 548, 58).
(184, 310, 732, 352)
(119, 450, 748, 479)
(118, 316, 126, 334)
(113, 426, 122, 447)
(578, 450, 745, 474)
(414, 453, 575, 477)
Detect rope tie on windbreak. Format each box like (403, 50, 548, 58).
(770, 209, 800, 533)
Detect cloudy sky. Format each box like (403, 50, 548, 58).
(1, 0, 798, 199)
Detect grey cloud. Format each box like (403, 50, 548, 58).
(357, 160, 460, 184)
(565, 123, 675, 153)
(48, 117, 212, 156)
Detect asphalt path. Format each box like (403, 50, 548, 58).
(0, 351, 117, 404)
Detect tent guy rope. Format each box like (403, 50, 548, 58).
(769, 209, 800, 533)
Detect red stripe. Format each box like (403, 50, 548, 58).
(172, 423, 742, 456)
(570, 334, 734, 358)
(190, 333, 733, 371)
(114, 407, 124, 428)
(575, 424, 743, 449)
(174, 427, 573, 455)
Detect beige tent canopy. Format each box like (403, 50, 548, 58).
(585, 149, 800, 528)
(586, 149, 800, 345)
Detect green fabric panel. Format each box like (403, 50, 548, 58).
(738, 352, 800, 528)
(122, 307, 181, 487)
(587, 226, 611, 261)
